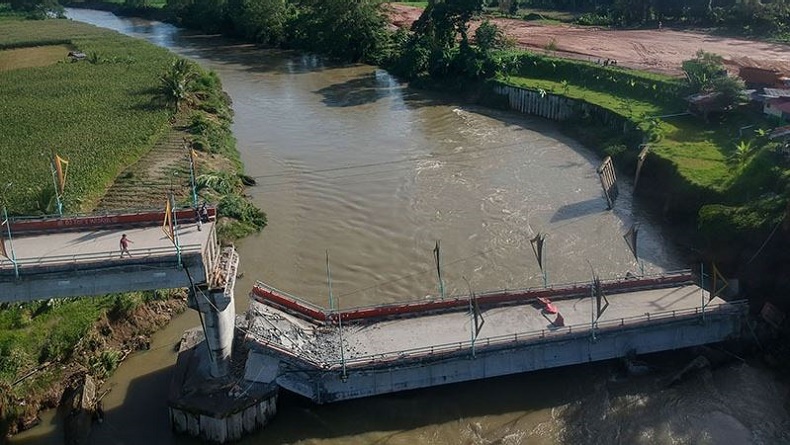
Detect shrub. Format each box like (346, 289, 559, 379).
(110, 293, 140, 319)
(576, 12, 613, 27)
(89, 349, 122, 378)
(218, 194, 266, 229)
(604, 144, 627, 158)
(188, 111, 233, 156)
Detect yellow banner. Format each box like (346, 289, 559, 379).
(189, 149, 197, 169)
(712, 263, 729, 299)
(54, 154, 69, 194)
(162, 199, 174, 242)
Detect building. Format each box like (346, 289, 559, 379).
(739, 66, 788, 89)
(764, 97, 790, 121)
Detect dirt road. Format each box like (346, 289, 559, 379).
(387, 4, 790, 77)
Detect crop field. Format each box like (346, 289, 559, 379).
(0, 19, 174, 215)
(0, 44, 74, 71)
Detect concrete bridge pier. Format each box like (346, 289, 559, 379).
(170, 247, 279, 443)
(188, 247, 239, 378)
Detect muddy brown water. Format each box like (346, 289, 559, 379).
(11, 9, 789, 444)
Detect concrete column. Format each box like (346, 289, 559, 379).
(191, 248, 239, 378)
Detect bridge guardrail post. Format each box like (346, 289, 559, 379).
(2, 206, 20, 280)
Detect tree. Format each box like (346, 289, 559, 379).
(396, 0, 484, 79)
(412, 0, 484, 48)
(709, 74, 746, 108)
(165, 0, 228, 33)
(731, 139, 754, 167)
(474, 19, 506, 53)
(290, 0, 390, 63)
(682, 49, 726, 92)
(125, 0, 151, 9)
(9, 0, 63, 18)
(682, 50, 746, 114)
(158, 59, 198, 113)
(226, 0, 289, 45)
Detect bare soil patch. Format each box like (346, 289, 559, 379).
(0, 44, 73, 71)
(386, 4, 790, 77)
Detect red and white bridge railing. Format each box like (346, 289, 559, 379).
(250, 271, 697, 325)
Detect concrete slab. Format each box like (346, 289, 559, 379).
(0, 221, 218, 302)
(246, 284, 728, 367)
(1, 222, 213, 269)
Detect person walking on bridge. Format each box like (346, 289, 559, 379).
(120, 234, 133, 258)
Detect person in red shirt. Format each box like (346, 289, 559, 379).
(120, 234, 133, 258)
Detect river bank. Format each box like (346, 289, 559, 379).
(1, 292, 187, 436)
(0, 14, 264, 439)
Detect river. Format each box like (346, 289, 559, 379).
(10, 9, 789, 444)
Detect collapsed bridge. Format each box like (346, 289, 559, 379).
(243, 271, 746, 403)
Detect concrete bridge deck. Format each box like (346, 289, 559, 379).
(3, 222, 209, 269)
(243, 274, 747, 403)
(0, 209, 218, 302)
(248, 284, 725, 366)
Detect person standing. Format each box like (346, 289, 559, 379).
(199, 203, 209, 223)
(120, 234, 133, 258)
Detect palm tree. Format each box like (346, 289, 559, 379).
(731, 139, 753, 167)
(158, 59, 197, 113)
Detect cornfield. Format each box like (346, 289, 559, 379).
(0, 19, 174, 215)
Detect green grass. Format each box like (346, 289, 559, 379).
(500, 73, 781, 194)
(504, 76, 666, 117)
(653, 119, 733, 191)
(0, 44, 74, 71)
(0, 19, 175, 215)
(393, 1, 428, 8)
(0, 290, 165, 420)
(0, 298, 113, 382)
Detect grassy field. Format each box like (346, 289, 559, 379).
(486, 7, 578, 23)
(393, 1, 428, 8)
(0, 44, 74, 71)
(502, 73, 778, 195)
(0, 19, 174, 215)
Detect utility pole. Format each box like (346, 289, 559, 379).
(1, 184, 19, 279)
(434, 240, 445, 299)
(186, 139, 198, 208)
(326, 250, 335, 311)
(2, 206, 19, 279)
(326, 250, 346, 380)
